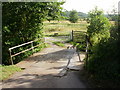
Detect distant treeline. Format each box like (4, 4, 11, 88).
(61, 10, 117, 21)
(61, 10, 88, 20)
(105, 14, 118, 21)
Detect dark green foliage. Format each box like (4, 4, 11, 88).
(61, 10, 70, 20)
(46, 2, 64, 22)
(86, 7, 120, 83)
(87, 8, 110, 45)
(69, 10, 79, 23)
(2, 2, 64, 65)
(74, 42, 86, 52)
(88, 39, 120, 79)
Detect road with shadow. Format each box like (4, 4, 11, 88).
(2, 36, 88, 88)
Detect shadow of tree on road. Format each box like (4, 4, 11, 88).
(26, 49, 75, 63)
(3, 70, 88, 88)
(2, 48, 88, 88)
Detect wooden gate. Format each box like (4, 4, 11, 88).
(71, 30, 86, 43)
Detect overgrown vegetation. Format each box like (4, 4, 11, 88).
(0, 65, 21, 81)
(85, 7, 120, 87)
(2, 2, 64, 65)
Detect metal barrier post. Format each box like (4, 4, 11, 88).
(9, 49, 13, 65)
(85, 35, 89, 68)
(72, 30, 73, 41)
(31, 42, 34, 54)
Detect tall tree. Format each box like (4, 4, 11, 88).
(69, 10, 79, 23)
(46, 2, 64, 22)
(87, 7, 111, 45)
(2, 2, 64, 64)
(86, 8, 120, 83)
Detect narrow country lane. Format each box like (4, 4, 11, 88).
(2, 36, 87, 88)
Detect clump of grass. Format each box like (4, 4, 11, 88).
(0, 65, 21, 81)
(52, 41, 65, 47)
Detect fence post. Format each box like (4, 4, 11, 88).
(72, 30, 73, 41)
(9, 49, 13, 65)
(31, 42, 34, 54)
(85, 35, 88, 69)
(77, 52, 81, 62)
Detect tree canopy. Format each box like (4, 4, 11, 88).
(69, 10, 79, 23)
(86, 8, 120, 82)
(87, 7, 111, 45)
(2, 2, 64, 64)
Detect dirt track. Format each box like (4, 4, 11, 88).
(2, 36, 87, 88)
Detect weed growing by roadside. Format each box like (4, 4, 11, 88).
(52, 41, 65, 47)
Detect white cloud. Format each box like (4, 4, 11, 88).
(62, 0, 119, 14)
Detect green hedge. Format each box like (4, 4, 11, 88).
(2, 2, 64, 65)
(86, 8, 120, 83)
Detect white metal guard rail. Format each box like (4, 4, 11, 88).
(8, 38, 44, 65)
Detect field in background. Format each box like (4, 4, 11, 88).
(43, 20, 88, 36)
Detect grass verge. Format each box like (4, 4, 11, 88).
(0, 65, 21, 81)
(52, 41, 65, 47)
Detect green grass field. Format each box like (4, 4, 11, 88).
(43, 20, 88, 36)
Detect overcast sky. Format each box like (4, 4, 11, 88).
(62, 0, 119, 14)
